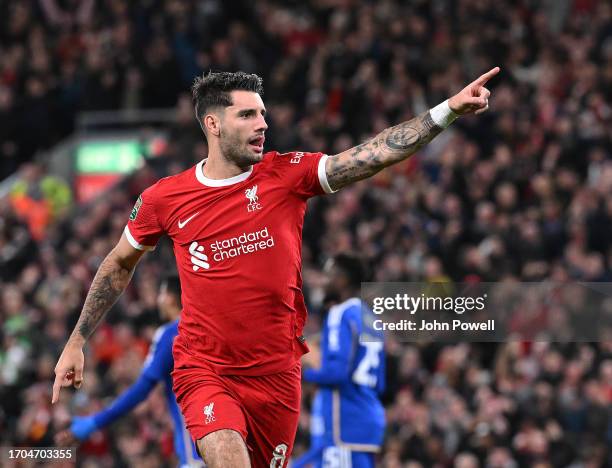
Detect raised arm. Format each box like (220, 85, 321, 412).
(325, 67, 500, 191)
(52, 233, 146, 403)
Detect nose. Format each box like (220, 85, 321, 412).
(257, 114, 268, 132)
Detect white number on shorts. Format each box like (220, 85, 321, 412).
(323, 446, 352, 468)
(269, 443, 287, 467)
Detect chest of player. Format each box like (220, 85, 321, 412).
(170, 180, 299, 236)
(164, 178, 307, 273)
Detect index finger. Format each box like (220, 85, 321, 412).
(52, 375, 62, 404)
(473, 67, 500, 86)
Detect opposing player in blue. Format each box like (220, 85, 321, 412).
(295, 254, 386, 468)
(55, 275, 202, 467)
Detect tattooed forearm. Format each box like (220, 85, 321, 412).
(70, 253, 134, 343)
(326, 110, 444, 190)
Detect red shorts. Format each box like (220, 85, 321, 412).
(172, 346, 301, 468)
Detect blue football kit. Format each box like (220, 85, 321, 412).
(294, 298, 386, 468)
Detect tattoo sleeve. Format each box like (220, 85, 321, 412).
(71, 253, 135, 342)
(326, 110, 444, 191)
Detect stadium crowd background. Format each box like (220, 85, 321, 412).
(1, 0, 611, 466)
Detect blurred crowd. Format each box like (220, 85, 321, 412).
(1, 0, 611, 466)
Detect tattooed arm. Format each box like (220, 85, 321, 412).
(325, 67, 500, 191)
(326, 111, 444, 191)
(52, 234, 146, 403)
(71, 238, 143, 342)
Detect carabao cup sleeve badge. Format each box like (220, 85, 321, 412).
(130, 195, 143, 221)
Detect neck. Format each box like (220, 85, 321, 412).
(203, 146, 251, 180)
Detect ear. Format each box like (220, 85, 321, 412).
(204, 113, 221, 137)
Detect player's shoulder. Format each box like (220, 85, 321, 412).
(266, 150, 323, 165)
(154, 319, 180, 344)
(339, 298, 363, 319)
(327, 298, 362, 326)
(257, 151, 325, 182)
(141, 165, 198, 201)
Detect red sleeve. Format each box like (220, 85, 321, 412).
(275, 151, 337, 198)
(124, 186, 164, 251)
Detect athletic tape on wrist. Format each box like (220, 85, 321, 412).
(430, 99, 459, 128)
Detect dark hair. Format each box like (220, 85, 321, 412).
(333, 253, 370, 289)
(161, 274, 181, 299)
(192, 71, 264, 128)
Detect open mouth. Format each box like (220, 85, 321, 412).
(248, 135, 265, 152)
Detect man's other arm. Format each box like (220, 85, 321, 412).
(303, 311, 356, 386)
(56, 325, 173, 446)
(52, 234, 147, 403)
(68, 374, 157, 441)
(325, 67, 499, 191)
(87, 323, 174, 431)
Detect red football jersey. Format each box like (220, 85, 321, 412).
(125, 151, 335, 375)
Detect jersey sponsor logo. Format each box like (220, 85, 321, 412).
(189, 242, 210, 271)
(188, 227, 275, 273)
(269, 443, 288, 467)
(178, 211, 200, 229)
(129, 195, 143, 221)
(245, 185, 262, 212)
(290, 151, 304, 164)
(209, 227, 274, 262)
(203, 402, 215, 424)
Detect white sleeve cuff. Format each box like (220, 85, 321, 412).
(430, 99, 459, 128)
(124, 226, 156, 251)
(318, 154, 337, 194)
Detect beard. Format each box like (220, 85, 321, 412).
(219, 128, 263, 167)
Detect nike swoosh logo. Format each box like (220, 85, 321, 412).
(178, 212, 200, 229)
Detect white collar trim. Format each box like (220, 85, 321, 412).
(195, 159, 253, 187)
